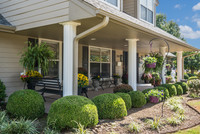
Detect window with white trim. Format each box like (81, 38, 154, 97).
(89, 47, 112, 78)
(103, 0, 120, 9)
(140, 0, 154, 24)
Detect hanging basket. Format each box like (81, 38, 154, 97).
(146, 62, 156, 68)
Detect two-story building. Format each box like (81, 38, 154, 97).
(0, 0, 199, 96)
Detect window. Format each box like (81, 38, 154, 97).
(140, 0, 154, 24)
(103, 0, 120, 9)
(89, 47, 112, 78)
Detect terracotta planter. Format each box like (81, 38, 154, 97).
(149, 96, 160, 103)
(146, 62, 156, 68)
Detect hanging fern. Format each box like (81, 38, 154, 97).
(19, 42, 55, 74)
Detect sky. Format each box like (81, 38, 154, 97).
(156, 0, 200, 49)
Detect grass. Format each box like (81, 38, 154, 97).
(175, 125, 200, 134)
(188, 100, 200, 112)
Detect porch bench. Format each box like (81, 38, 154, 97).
(36, 78, 62, 101)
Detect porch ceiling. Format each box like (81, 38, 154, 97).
(17, 16, 198, 54)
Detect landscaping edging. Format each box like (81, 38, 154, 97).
(186, 98, 200, 114)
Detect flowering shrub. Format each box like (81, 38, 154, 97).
(187, 79, 200, 97)
(92, 75, 100, 81)
(20, 71, 42, 82)
(78, 73, 89, 88)
(141, 73, 152, 82)
(145, 90, 164, 102)
(166, 76, 172, 84)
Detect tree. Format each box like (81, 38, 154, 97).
(183, 52, 200, 74)
(156, 14, 185, 41)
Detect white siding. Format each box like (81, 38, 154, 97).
(0, 0, 70, 31)
(0, 32, 27, 96)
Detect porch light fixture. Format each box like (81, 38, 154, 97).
(91, 38, 96, 41)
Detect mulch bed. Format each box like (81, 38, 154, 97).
(86, 96, 200, 134)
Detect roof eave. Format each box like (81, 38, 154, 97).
(0, 24, 16, 33)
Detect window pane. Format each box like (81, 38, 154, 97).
(43, 41, 59, 59)
(90, 48, 100, 62)
(101, 49, 110, 62)
(102, 63, 110, 77)
(140, 0, 147, 6)
(147, 0, 153, 10)
(141, 5, 147, 21)
(44, 61, 59, 78)
(147, 9, 153, 23)
(90, 63, 100, 77)
(105, 0, 118, 6)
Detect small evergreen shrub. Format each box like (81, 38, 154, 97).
(115, 93, 132, 110)
(6, 89, 45, 119)
(0, 80, 6, 102)
(92, 93, 127, 119)
(113, 84, 133, 93)
(176, 82, 189, 94)
(160, 84, 177, 97)
(188, 76, 199, 81)
(48, 96, 98, 130)
(0, 118, 38, 134)
(128, 91, 146, 108)
(174, 84, 183, 95)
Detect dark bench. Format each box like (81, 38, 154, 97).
(36, 78, 62, 101)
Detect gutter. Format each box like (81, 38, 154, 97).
(73, 16, 109, 95)
(0, 24, 15, 33)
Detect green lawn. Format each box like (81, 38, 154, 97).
(175, 125, 200, 134)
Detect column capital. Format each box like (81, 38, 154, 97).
(177, 51, 183, 54)
(126, 39, 139, 42)
(60, 21, 81, 26)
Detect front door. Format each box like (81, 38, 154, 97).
(38, 38, 62, 82)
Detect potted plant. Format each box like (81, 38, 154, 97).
(113, 74, 120, 86)
(150, 72, 161, 87)
(166, 76, 172, 83)
(166, 64, 171, 69)
(143, 56, 157, 69)
(141, 73, 152, 83)
(145, 90, 164, 103)
(20, 70, 43, 90)
(78, 73, 89, 95)
(92, 75, 101, 91)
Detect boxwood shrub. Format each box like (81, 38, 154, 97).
(160, 84, 177, 97)
(6, 89, 45, 119)
(113, 84, 133, 93)
(174, 84, 183, 95)
(92, 93, 127, 119)
(0, 80, 6, 103)
(176, 82, 189, 94)
(128, 91, 146, 108)
(48, 96, 98, 130)
(115, 93, 132, 110)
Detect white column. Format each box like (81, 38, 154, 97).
(126, 39, 139, 91)
(177, 51, 183, 82)
(61, 22, 80, 97)
(159, 47, 166, 84)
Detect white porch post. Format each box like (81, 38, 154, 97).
(61, 22, 80, 97)
(177, 51, 183, 82)
(126, 39, 139, 91)
(159, 47, 166, 84)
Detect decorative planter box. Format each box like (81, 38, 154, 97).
(149, 96, 160, 103)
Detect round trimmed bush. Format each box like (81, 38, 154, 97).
(184, 73, 189, 79)
(6, 89, 44, 119)
(113, 84, 133, 93)
(156, 86, 170, 98)
(92, 93, 127, 119)
(160, 84, 177, 97)
(188, 76, 199, 81)
(48, 96, 98, 130)
(176, 82, 189, 94)
(174, 84, 183, 95)
(128, 91, 146, 108)
(115, 93, 132, 110)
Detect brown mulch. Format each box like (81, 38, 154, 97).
(87, 96, 200, 134)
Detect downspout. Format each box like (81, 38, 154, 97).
(182, 52, 199, 79)
(73, 16, 109, 95)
